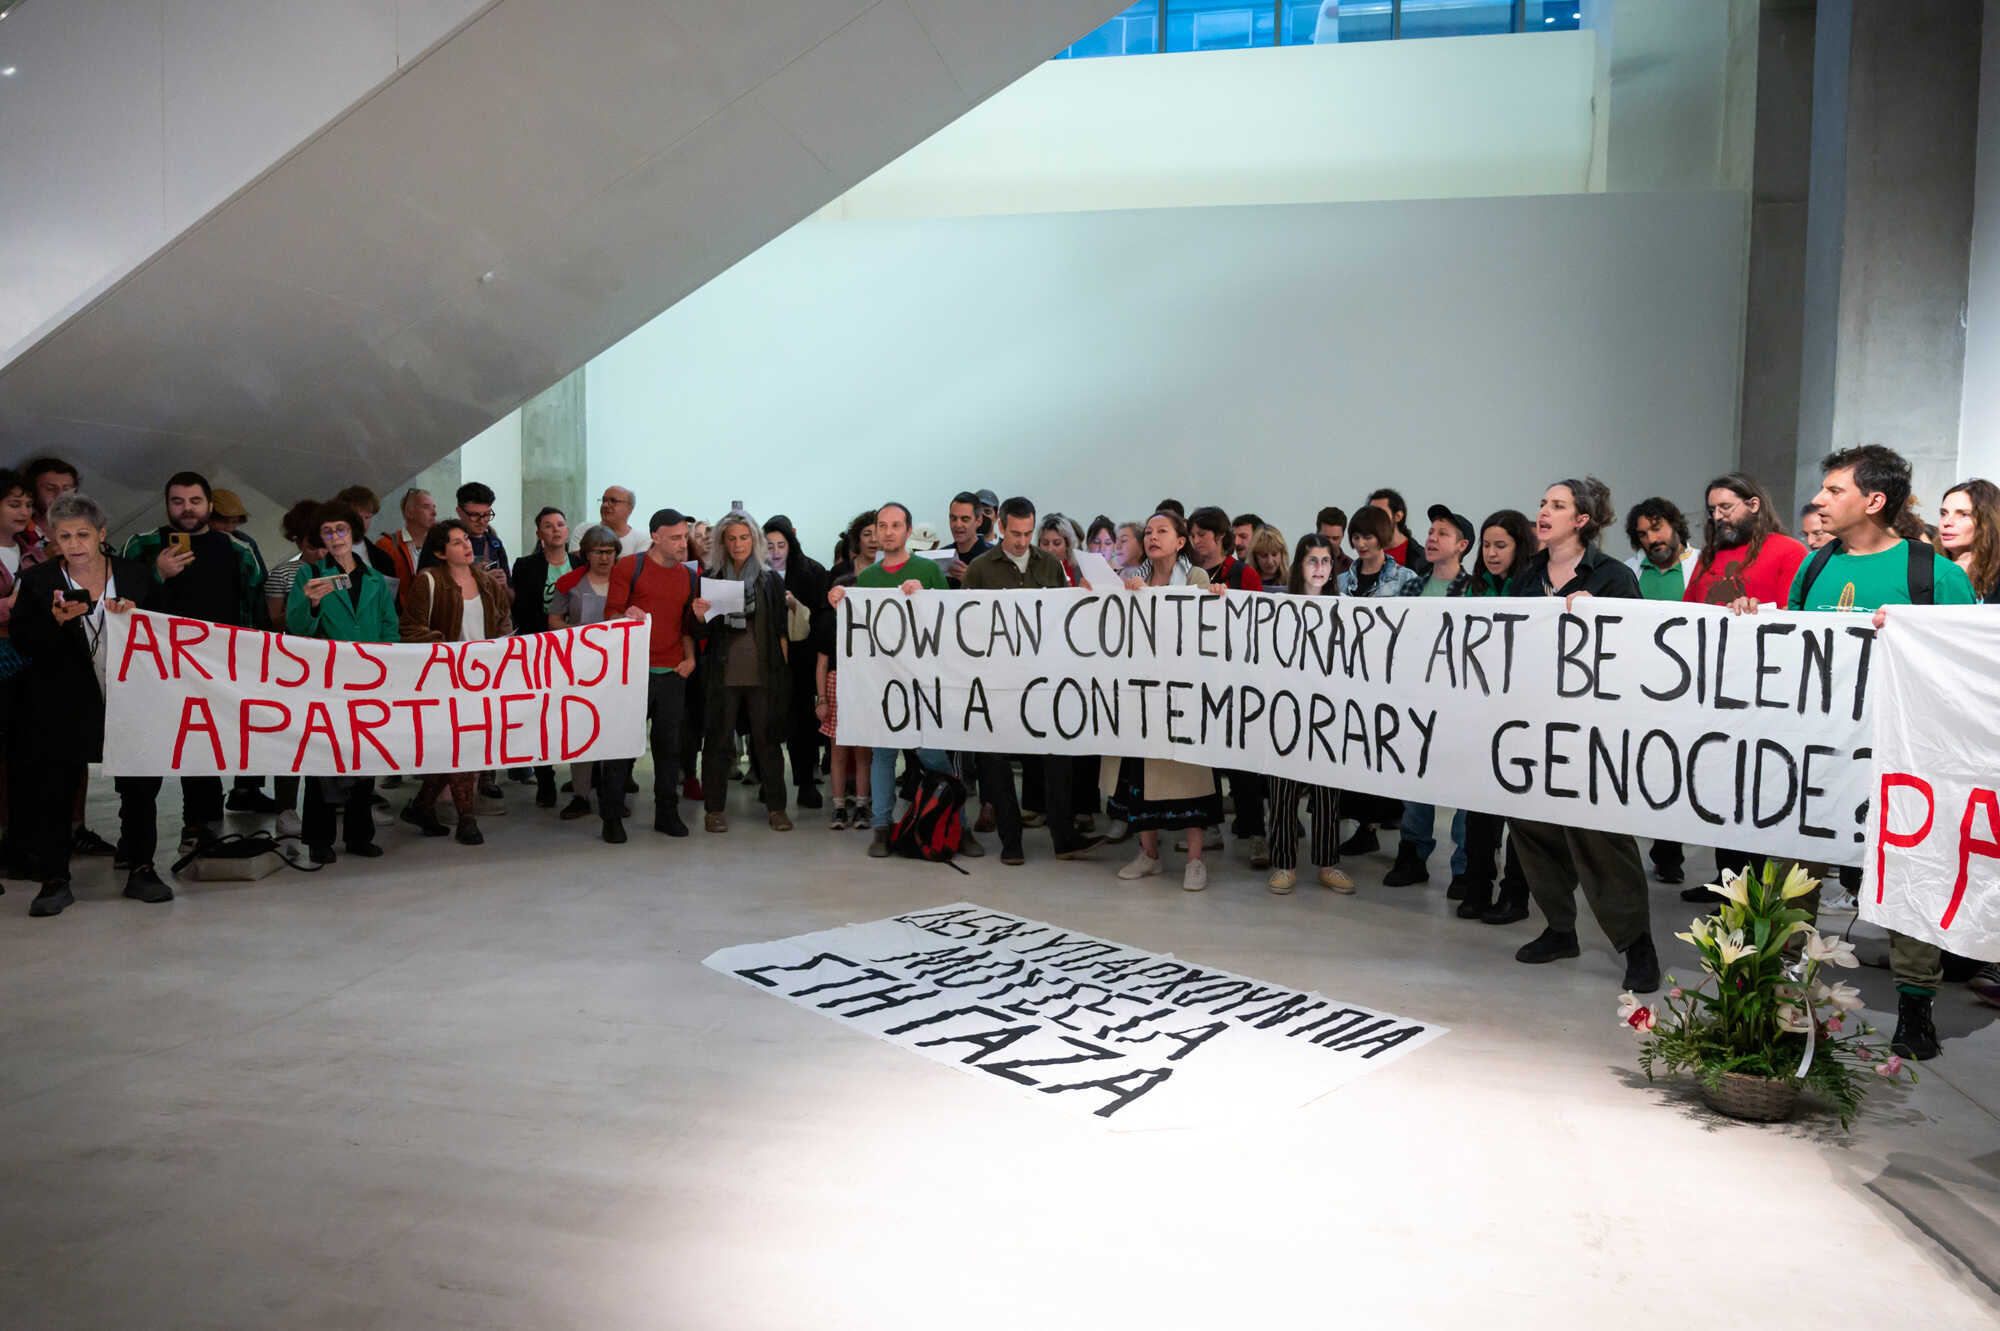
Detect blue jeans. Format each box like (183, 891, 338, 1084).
(872, 747, 951, 828)
(1400, 802, 1468, 875)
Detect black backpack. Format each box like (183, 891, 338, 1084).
(1788, 538, 1934, 610)
(890, 766, 970, 867)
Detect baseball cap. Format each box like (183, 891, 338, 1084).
(210, 488, 249, 520)
(975, 489, 999, 509)
(1426, 503, 1473, 545)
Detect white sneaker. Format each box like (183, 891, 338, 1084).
(1117, 851, 1162, 880)
(1183, 859, 1209, 893)
(275, 810, 303, 839)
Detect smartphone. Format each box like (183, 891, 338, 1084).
(168, 532, 193, 557)
(60, 589, 94, 608)
(329, 574, 352, 591)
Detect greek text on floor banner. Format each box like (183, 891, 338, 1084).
(704, 903, 1446, 1130)
(1868, 607, 2000, 963)
(101, 609, 650, 777)
(835, 588, 1885, 867)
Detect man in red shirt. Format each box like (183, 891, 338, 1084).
(1677, 472, 1807, 902)
(1682, 472, 1807, 607)
(600, 508, 701, 842)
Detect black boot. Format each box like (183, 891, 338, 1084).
(535, 769, 557, 809)
(1382, 843, 1430, 887)
(29, 879, 73, 918)
(654, 806, 689, 837)
(1514, 928, 1579, 964)
(1891, 992, 1941, 1061)
(602, 817, 627, 845)
(1338, 826, 1379, 857)
(1455, 878, 1494, 919)
(1482, 881, 1530, 925)
(1621, 935, 1662, 993)
(1446, 873, 1469, 901)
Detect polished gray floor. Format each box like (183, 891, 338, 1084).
(2, 773, 1996, 1329)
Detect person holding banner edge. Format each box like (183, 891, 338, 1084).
(1731, 446, 1977, 1060)
(12, 494, 152, 916)
(1505, 477, 1663, 994)
(286, 502, 398, 864)
(1934, 478, 2000, 1007)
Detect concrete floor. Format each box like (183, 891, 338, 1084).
(1, 772, 1996, 1330)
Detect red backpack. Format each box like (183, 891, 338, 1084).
(890, 766, 970, 869)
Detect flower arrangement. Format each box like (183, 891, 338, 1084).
(1620, 860, 1916, 1127)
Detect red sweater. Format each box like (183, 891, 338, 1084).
(1683, 534, 1808, 607)
(606, 554, 695, 668)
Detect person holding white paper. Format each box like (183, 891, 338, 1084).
(693, 513, 793, 835)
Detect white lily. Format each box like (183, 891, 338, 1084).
(1804, 931, 1860, 969)
(1775, 1002, 1813, 1033)
(1713, 929, 1755, 967)
(1675, 916, 1714, 948)
(1822, 981, 1864, 1013)
(1711, 869, 1752, 906)
(1778, 862, 1820, 900)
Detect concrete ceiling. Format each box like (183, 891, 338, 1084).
(0, 0, 1125, 513)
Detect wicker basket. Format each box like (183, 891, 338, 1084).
(1701, 1072, 1802, 1122)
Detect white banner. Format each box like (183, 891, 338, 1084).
(704, 903, 1445, 1130)
(102, 609, 650, 777)
(836, 588, 1885, 866)
(1867, 607, 2000, 962)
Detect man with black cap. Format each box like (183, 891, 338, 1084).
(762, 514, 828, 809)
(1384, 505, 1477, 888)
(975, 489, 999, 541)
(601, 508, 702, 841)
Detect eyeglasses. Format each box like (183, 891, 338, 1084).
(461, 507, 494, 520)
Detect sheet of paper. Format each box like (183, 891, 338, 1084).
(914, 548, 958, 563)
(702, 578, 746, 621)
(1073, 550, 1121, 592)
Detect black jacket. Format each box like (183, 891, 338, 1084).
(1508, 546, 1641, 600)
(510, 550, 584, 634)
(12, 555, 154, 763)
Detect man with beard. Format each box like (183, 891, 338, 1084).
(1683, 473, 1805, 607)
(1622, 498, 1699, 885)
(119, 472, 264, 891)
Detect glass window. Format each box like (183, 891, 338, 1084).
(1525, 2, 1583, 31)
(1056, 2, 1159, 59)
(1398, 0, 1514, 39)
(1164, 0, 1276, 53)
(1282, 1, 1392, 44)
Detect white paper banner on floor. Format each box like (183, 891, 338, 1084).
(836, 589, 1889, 866)
(704, 903, 1446, 1130)
(101, 609, 650, 777)
(1867, 607, 2000, 962)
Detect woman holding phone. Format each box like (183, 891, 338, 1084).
(286, 502, 399, 864)
(11, 494, 150, 917)
(399, 521, 512, 845)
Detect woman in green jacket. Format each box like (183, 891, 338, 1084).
(286, 501, 399, 863)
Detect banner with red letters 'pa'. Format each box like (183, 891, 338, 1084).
(101, 610, 649, 777)
(1867, 606, 2000, 963)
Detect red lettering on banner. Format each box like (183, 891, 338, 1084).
(497, 692, 536, 764)
(576, 622, 610, 687)
(392, 698, 438, 766)
(271, 634, 312, 687)
(495, 636, 534, 690)
(459, 643, 491, 691)
(292, 701, 347, 774)
(225, 624, 240, 682)
(612, 618, 643, 685)
(416, 643, 460, 691)
(1878, 772, 1936, 902)
(346, 643, 388, 691)
(239, 699, 293, 766)
(322, 639, 338, 690)
(544, 631, 574, 686)
(448, 695, 495, 767)
(1945, 789, 2000, 929)
(172, 697, 225, 769)
(538, 692, 550, 760)
(560, 695, 601, 759)
(166, 618, 213, 681)
(116, 613, 168, 683)
(259, 633, 272, 684)
(347, 699, 398, 769)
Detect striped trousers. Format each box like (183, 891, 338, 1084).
(1266, 776, 1340, 871)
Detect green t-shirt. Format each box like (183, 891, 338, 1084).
(1421, 575, 1451, 597)
(1636, 561, 1687, 600)
(856, 554, 948, 591)
(1786, 541, 1977, 612)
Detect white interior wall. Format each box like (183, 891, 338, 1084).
(817, 32, 1599, 220)
(1960, 0, 2000, 482)
(0, 0, 490, 365)
(587, 190, 1749, 562)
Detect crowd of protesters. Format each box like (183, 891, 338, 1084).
(3, 447, 1995, 1065)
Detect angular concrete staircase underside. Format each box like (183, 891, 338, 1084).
(0, 0, 1125, 505)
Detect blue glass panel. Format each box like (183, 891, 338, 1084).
(1165, 1, 1276, 53)
(1055, 2, 1160, 59)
